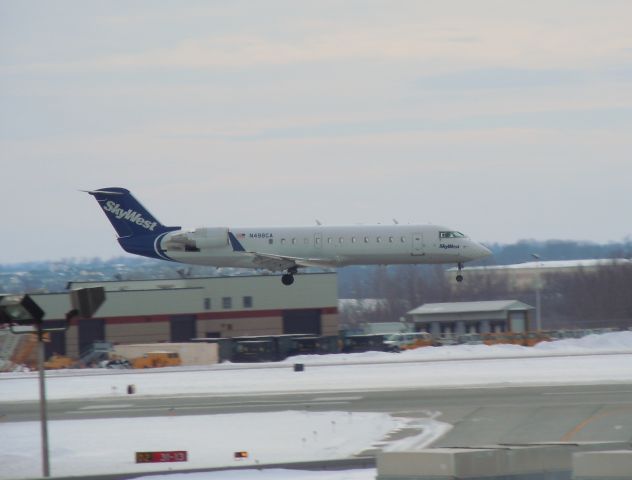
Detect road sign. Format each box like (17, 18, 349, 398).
(135, 451, 188, 463)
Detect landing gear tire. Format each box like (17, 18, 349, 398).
(455, 262, 464, 283)
(281, 274, 295, 286)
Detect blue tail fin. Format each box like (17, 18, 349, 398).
(88, 187, 180, 260)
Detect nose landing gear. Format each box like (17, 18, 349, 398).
(456, 262, 464, 282)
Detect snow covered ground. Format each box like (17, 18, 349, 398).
(3, 332, 632, 402)
(1, 332, 632, 480)
(0, 411, 409, 479)
(137, 470, 376, 480)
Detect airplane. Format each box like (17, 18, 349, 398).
(87, 187, 492, 285)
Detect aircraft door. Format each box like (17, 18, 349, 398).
(314, 232, 322, 249)
(412, 232, 425, 256)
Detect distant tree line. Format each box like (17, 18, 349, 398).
(544, 264, 632, 329)
(486, 239, 632, 266)
(339, 262, 632, 331)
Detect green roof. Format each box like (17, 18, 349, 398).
(407, 300, 533, 316)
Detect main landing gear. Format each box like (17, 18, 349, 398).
(456, 262, 464, 283)
(281, 267, 298, 286)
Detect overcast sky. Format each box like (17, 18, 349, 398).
(1, 1, 631, 263)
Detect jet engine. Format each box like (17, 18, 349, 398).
(163, 227, 229, 252)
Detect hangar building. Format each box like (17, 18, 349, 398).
(407, 300, 534, 337)
(29, 273, 338, 359)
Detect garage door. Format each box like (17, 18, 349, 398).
(282, 309, 321, 335)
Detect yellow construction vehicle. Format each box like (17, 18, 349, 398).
(11, 334, 39, 369)
(522, 331, 551, 347)
(44, 354, 75, 369)
(131, 351, 182, 369)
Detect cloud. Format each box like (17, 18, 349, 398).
(415, 68, 589, 90)
(153, 106, 632, 142)
(4, 8, 632, 77)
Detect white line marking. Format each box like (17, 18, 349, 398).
(311, 396, 363, 402)
(68, 400, 351, 415)
(542, 390, 632, 396)
(79, 404, 134, 410)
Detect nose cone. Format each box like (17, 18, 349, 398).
(467, 242, 492, 261)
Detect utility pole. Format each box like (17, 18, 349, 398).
(531, 254, 543, 331)
(1, 287, 105, 478)
(36, 322, 50, 476)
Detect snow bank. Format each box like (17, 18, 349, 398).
(284, 331, 632, 365)
(534, 331, 632, 351)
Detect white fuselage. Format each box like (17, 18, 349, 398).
(160, 224, 491, 270)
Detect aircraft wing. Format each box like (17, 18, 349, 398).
(251, 252, 336, 271)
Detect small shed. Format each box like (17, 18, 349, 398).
(407, 300, 534, 337)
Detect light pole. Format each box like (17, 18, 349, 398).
(0, 287, 105, 478)
(0, 294, 49, 476)
(530, 254, 543, 331)
(36, 321, 51, 476)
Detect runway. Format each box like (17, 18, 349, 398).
(3, 383, 632, 446)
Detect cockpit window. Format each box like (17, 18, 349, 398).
(440, 231, 466, 239)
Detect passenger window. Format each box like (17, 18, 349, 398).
(268, 238, 273, 244)
(327, 237, 332, 244)
(376, 236, 382, 243)
(291, 238, 296, 245)
(401, 236, 406, 243)
(364, 236, 369, 243)
(280, 238, 286, 245)
(339, 237, 344, 243)
(388, 236, 393, 243)
(351, 237, 357, 243)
